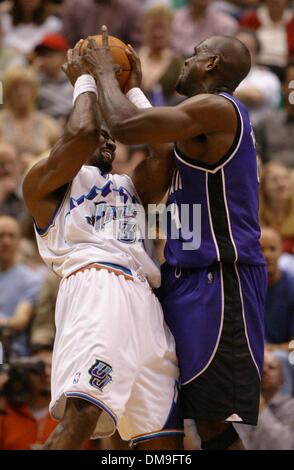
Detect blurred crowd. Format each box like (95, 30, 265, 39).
(0, 0, 294, 450)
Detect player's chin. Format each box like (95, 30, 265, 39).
(175, 78, 187, 96)
(97, 152, 114, 174)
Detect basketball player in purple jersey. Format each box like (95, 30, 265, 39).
(84, 27, 267, 450)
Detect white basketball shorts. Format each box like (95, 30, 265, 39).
(50, 266, 183, 445)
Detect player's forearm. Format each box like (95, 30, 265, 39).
(24, 91, 101, 208)
(44, 93, 101, 183)
(65, 90, 100, 138)
(96, 73, 147, 142)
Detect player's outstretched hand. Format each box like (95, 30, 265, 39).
(62, 39, 88, 86)
(83, 25, 120, 81)
(124, 44, 142, 93)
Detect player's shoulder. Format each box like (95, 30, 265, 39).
(182, 93, 236, 124)
(184, 92, 234, 111)
(111, 172, 134, 187)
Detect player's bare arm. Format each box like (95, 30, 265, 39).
(23, 42, 101, 230)
(124, 44, 174, 206)
(83, 27, 237, 166)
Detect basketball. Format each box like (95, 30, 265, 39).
(80, 35, 131, 91)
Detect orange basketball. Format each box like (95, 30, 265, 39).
(80, 35, 131, 91)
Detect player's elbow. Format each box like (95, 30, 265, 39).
(66, 123, 99, 141)
(109, 122, 128, 143)
(110, 121, 140, 145)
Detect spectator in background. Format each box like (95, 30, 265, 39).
(0, 216, 41, 357)
(0, 18, 26, 80)
(255, 62, 294, 167)
(235, 29, 281, 126)
(30, 271, 60, 349)
(172, 0, 238, 58)
(0, 0, 62, 55)
(236, 351, 294, 450)
(214, 1, 259, 21)
(62, 0, 142, 49)
(139, 6, 183, 105)
(0, 66, 61, 161)
(0, 142, 26, 221)
(240, 0, 294, 79)
(260, 227, 294, 351)
(18, 238, 48, 278)
(259, 162, 294, 253)
(33, 33, 72, 123)
(0, 344, 57, 450)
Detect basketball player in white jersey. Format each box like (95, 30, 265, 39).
(22, 41, 183, 450)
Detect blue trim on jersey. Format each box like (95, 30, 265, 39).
(162, 380, 182, 430)
(97, 262, 133, 278)
(64, 391, 117, 426)
(130, 430, 184, 447)
(69, 181, 140, 211)
(174, 93, 243, 173)
(35, 184, 70, 236)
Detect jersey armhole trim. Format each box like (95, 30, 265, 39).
(35, 184, 70, 237)
(174, 94, 243, 173)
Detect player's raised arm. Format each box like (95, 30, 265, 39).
(123, 44, 174, 206)
(23, 41, 101, 230)
(83, 27, 235, 146)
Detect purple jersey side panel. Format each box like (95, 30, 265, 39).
(164, 92, 265, 268)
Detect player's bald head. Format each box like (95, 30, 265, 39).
(176, 35, 251, 97)
(200, 35, 251, 91)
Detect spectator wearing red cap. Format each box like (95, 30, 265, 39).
(33, 33, 73, 123)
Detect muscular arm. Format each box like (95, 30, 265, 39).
(23, 92, 100, 229)
(131, 144, 174, 207)
(97, 77, 232, 145)
(83, 31, 234, 143)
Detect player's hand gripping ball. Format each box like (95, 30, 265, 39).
(80, 32, 131, 91)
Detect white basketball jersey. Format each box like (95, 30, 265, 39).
(35, 165, 160, 287)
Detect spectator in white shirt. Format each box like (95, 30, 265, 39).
(235, 351, 294, 450)
(235, 29, 281, 126)
(1, 0, 62, 55)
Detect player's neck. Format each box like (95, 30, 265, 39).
(207, 87, 232, 96)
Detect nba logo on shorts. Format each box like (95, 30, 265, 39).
(88, 359, 113, 391)
(73, 372, 81, 384)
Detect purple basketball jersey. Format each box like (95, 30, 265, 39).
(164, 92, 265, 268)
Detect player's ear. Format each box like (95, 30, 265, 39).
(206, 55, 220, 71)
